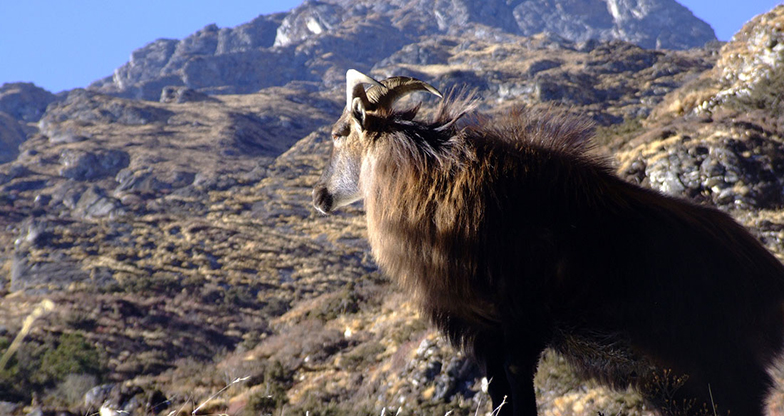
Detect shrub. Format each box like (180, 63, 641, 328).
(0, 332, 104, 403)
(306, 284, 361, 322)
(120, 271, 182, 295)
(728, 69, 784, 115)
(593, 116, 645, 150)
(243, 360, 293, 416)
(340, 341, 386, 371)
(38, 332, 103, 384)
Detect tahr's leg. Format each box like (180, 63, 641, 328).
(476, 334, 543, 416)
(475, 334, 514, 415)
(503, 354, 539, 416)
(483, 351, 513, 416)
(503, 327, 547, 416)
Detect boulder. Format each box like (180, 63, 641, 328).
(59, 148, 130, 181)
(10, 222, 92, 294)
(159, 86, 216, 103)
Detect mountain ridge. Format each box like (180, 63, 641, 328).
(83, 0, 716, 101)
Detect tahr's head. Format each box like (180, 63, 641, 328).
(312, 69, 441, 214)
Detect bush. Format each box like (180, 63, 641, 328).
(728, 69, 784, 115)
(593, 116, 645, 150)
(120, 272, 182, 295)
(0, 332, 104, 403)
(340, 341, 386, 371)
(306, 284, 361, 322)
(243, 360, 293, 416)
(38, 333, 103, 384)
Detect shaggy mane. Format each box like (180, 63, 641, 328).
(379, 91, 606, 176)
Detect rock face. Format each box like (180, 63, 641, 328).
(714, 6, 784, 102)
(620, 131, 784, 209)
(0, 83, 57, 162)
(58, 149, 130, 181)
(619, 6, 784, 211)
(0, 83, 57, 122)
(0, 112, 28, 163)
(273, 1, 344, 47)
(89, 0, 716, 100)
(90, 14, 284, 99)
(512, 0, 715, 49)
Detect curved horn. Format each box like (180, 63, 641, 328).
(345, 69, 385, 111)
(366, 76, 442, 110)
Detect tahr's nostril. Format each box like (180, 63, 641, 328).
(312, 186, 333, 214)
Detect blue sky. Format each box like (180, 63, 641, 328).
(0, 0, 781, 94)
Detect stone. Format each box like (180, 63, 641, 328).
(623, 135, 784, 210)
(84, 384, 115, 411)
(115, 167, 172, 195)
(58, 149, 130, 181)
(72, 185, 125, 218)
(11, 246, 90, 295)
(159, 86, 215, 103)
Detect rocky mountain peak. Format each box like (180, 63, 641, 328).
(87, 0, 715, 101)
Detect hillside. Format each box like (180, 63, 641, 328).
(1, 2, 783, 416)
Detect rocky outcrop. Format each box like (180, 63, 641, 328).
(0, 83, 57, 163)
(0, 82, 57, 122)
(618, 6, 784, 210)
(159, 86, 216, 103)
(58, 148, 130, 181)
(274, 1, 344, 47)
(652, 5, 784, 120)
(713, 6, 784, 105)
(620, 129, 784, 209)
(0, 112, 28, 163)
(90, 14, 284, 99)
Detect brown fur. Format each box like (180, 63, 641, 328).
(315, 93, 784, 416)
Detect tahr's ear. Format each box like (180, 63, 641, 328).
(351, 96, 367, 130)
(345, 69, 383, 132)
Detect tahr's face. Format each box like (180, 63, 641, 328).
(312, 112, 366, 214)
